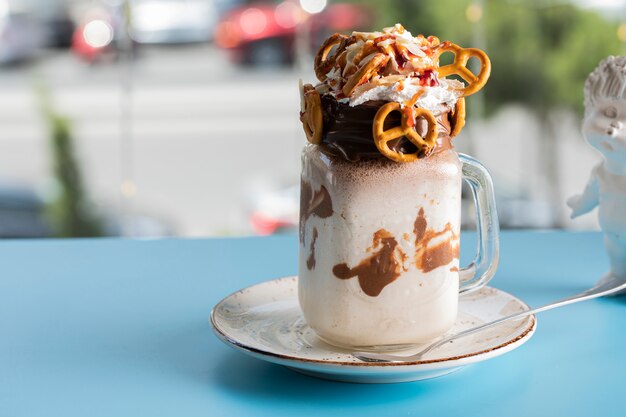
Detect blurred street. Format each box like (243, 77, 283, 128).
(0, 45, 310, 235)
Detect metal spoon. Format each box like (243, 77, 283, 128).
(353, 276, 626, 363)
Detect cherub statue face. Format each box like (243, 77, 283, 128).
(583, 97, 626, 163)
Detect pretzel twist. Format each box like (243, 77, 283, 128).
(433, 43, 491, 96)
(372, 103, 438, 163)
(300, 88, 323, 144)
(314, 33, 348, 82)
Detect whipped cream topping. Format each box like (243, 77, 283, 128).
(348, 78, 464, 115)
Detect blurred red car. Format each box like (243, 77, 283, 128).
(214, 2, 372, 66)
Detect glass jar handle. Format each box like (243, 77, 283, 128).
(459, 153, 500, 293)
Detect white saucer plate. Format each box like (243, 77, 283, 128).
(210, 276, 536, 383)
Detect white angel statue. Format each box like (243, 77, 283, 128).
(568, 56, 626, 292)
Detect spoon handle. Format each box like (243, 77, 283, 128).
(354, 279, 626, 363)
(421, 280, 625, 357)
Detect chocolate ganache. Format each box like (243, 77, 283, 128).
(319, 95, 454, 162)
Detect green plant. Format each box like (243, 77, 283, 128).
(38, 87, 103, 237)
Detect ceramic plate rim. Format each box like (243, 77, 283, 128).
(210, 276, 536, 369)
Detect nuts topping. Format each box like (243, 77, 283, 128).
(342, 53, 390, 97)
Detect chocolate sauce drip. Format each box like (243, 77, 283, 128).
(306, 227, 319, 270)
(319, 95, 453, 162)
(333, 229, 404, 297)
(299, 180, 333, 244)
(413, 208, 460, 273)
(413, 207, 427, 244)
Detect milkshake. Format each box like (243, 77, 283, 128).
(298, 24, 498, 349)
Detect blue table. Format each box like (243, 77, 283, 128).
(0, 232, 623, 416)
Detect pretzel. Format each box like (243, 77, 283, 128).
(433, 43, 491, 96)
(449, 97, 466, 137)
(342, 53, 390, 97)
(300, 88, 323, 144)
(314, 33, 348, 82)
(372, 103, 438, 163)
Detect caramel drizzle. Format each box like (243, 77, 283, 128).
(402, 90, 425, 128)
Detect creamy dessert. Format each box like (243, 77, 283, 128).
(298, 24, 491, 348)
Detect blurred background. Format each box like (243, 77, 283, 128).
(0, 0, 624, 238)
